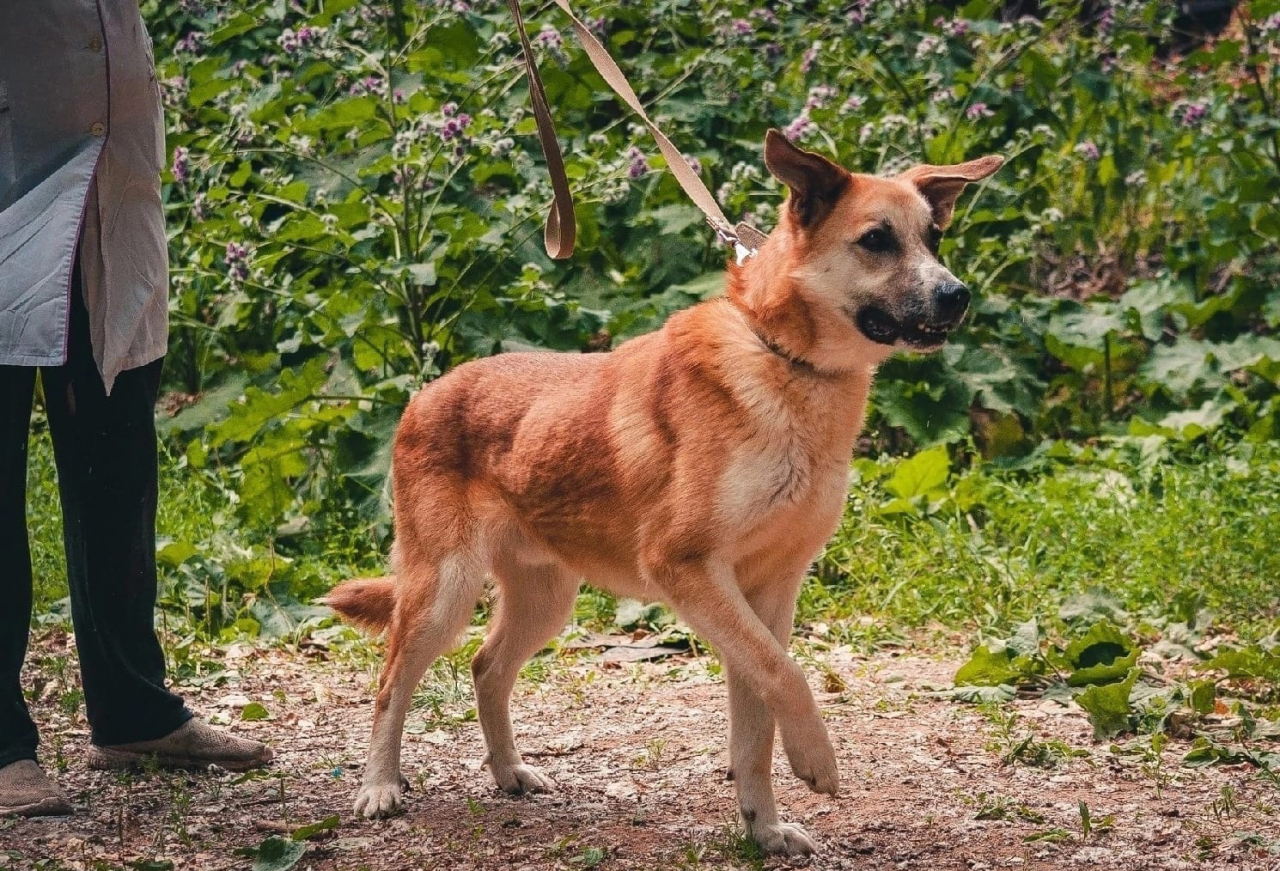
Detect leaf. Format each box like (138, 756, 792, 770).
(406, 262, 437, 286)
(885, 445, 950, 500)
(251, 836, 307, 871)
(1138, 339, 1218, 400)
(1008, 618, 1041, 658)
(1075, 668, 1139, 739)
(241, 702, 271, 721)
(291, 815, 340, 841)
(1063, 621, 1138, 687)
(1058, 589, 1128, 624)
(1189, 680, 1216, 715)
(927, 684, 1016, 703)
(954, 644, 1020, 687)
(1202, 647, 1280, 682)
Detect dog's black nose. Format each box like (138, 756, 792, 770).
(934, 282, 970, 317)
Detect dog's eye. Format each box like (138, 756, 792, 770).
(858, 228, 895, 253)
(927, 227, 943, 254)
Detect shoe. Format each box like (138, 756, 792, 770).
(86, 718, 273, 772)
(0, 760, 73, 817)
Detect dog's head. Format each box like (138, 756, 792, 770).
(755, 130, 1001, 366)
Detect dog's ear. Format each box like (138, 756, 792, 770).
(897, 155, 1003, 229)
(764, 129, 850, 228)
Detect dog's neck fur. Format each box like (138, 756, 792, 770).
(726, 224, 873, 378)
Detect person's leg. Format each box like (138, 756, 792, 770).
(0, 364, 39, 770)
(40, 275, 191, 746)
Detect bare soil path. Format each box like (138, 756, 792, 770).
(2, 629, 1276, 871)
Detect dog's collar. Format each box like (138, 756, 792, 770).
(748, 323, 816, 373)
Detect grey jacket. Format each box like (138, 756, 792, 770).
(0, 0, 168, 394)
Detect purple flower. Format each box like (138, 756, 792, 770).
(1180, 101, 1208, 127)
(349, 76, 381, 96)
(534, 25, 567, 63)
(966, 102, 994, 119)
(171, 147, 189, 182)
(801, 42, 820, 74)
(1073, 141, 1100, 160)
(1098, 6, 1115, 34)
(750, 8, 779, 27)
(783, 114, 814, 142)
(176, 31, 205, 54)
(626, 146, 648, 179)
(278, 26, 321, 56)
(439, 112, 472, 142)
(684, 154, 702, 176)
(224, 242, 250, 283)
(731, 18, 753, 37)
(936, 17, 970, 38)
(806, 84, 838, 111)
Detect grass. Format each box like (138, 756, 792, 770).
(807, 440, 1280, 646)
(25, 416, 1280, 648)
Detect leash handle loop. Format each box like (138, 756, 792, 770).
(508, 0, 576, 259)
(509, 0, 763, 261)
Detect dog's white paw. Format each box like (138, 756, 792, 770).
(782, 729, 840, 796)
(353, 779, 405, 819)
(751, 821, 817, 857)
(491, 763, 554, 795)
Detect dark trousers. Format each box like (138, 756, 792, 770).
(0, 273, 190, 769)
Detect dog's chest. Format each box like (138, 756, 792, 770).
(713, 375, 865, 537)
(716, 423, 848, 531)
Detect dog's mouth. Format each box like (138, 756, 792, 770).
(855, 306, 955, 350)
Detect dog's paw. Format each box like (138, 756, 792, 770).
(751, 821, 817, 857)
(353, 779, 405, 819)
(491, 763, 554, 795)
(782, 730, 840, 796)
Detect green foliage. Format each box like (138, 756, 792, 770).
(234, 836, 307, 871)
(129, 0, 1280, 540)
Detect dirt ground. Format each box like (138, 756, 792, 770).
(3, 629, 1278, 871)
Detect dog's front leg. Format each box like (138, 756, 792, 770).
(724, 584, 818, 857)
(644, 557, 838, 798)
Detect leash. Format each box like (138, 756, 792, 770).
(506, 0, 766, 264)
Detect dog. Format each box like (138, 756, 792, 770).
(327, 129, 1001, 857)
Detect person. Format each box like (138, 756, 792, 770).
(0, 1, 271, 817)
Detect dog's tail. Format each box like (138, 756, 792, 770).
(324, 576, 397, 634)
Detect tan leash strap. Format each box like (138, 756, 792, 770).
(548, 0, 738, 237)
(509, 0, 764, 261)
(508, 0, 576, 259)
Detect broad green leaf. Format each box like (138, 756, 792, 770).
(291, 815, 340, 841)
(1064, 621, 1138, 687)
(1203, 647, 1280, 682)
(885, 446, 950, 500)
(1075, 668, 1138, 739)
(954, 644, 1019, 687)
(241, 702, 271, 721)
(251, 836, 307, 871)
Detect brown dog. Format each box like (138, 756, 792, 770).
(328, 130, 1001, 857)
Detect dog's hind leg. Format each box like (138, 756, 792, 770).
(354, 548, 485, 819)
(471, 559, 578, 795)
